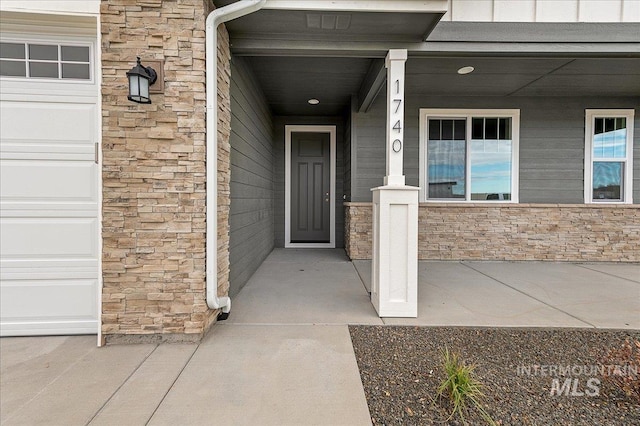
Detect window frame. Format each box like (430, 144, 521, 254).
(419, 109, 520, 203)
(584, 109, 634, 204)
(0, 38, 93, 83)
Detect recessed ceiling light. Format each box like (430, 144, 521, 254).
(308, 98, 320, 105)
(457, 66, 475, 75)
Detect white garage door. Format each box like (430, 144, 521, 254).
(0, 33, 100, 336)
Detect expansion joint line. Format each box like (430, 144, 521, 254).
(85, 344, 160, 426)
(460, 262, 596, 328)
(144, 343, 200, 426)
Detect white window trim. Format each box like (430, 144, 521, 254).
(0, 36, 95, 84)
(419, 109, 520, 203)
(584, 109, 634, 204)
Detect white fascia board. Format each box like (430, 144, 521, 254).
(263, 0, 448, 13)
(0, 11, 96, 37)
(0, 1, 99, 15)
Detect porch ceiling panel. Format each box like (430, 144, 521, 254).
(213, 5, 639, 116)
(406, 57, 640, 97)
(214, 1, 445, 43)
(512, 74, 640, 97)
(244, 55, 640, 117)
(246, 56, 372, 116)
(405, 57, 571, 75)
(405, 74, 546, 97)
(247, 56, 640, 115)
(551, 58, 640, 75)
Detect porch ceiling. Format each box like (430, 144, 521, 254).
(214, 0, 446, 43)
(241, 55, 640, 116)
(404, 57, 640, 98)
(213, 3, 639, 116)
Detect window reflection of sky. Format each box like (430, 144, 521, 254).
(593, 162, 622, 188)
(593, 129, 626, 158)
(428, 140, 465, 195)
(471, 140, 511, 194)
(471, 160, 511, 194)
(428, 139, 512, 197)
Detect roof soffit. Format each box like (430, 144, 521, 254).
(214, 0, 448, 46)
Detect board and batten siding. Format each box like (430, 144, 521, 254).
(229, 57, 275, 297)
(274, 116, 346, 248)
(442, 0, 640, 23)
(352, 95, 640, 204)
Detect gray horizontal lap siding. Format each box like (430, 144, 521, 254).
(352, 95, 640, 204)
(635, 115, 640, 204)
(344, 113, 352, 202)
(229, 57, 275, 297)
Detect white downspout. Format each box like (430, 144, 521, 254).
(206, 0, 266, 313)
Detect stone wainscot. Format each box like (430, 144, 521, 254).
(345, 202, 640, 262)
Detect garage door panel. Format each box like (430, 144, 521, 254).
(0, 101, 95, 142)
(0, 278, 98, 336)
(1, 279, 98, 319)
(0, 322, 98, 336)
(1, 265, 98, 278)
(0, 160, 98, 203)
(1, 141, 95, 161)
(0, 218, 98, 259)
(0, 31, 99, 337)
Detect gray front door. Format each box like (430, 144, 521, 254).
(290, 131, 331, 243)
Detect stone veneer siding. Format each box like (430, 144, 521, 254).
(101, 0, 232, 342)
(345, 203, 640, 262)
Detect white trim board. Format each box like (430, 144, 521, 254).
(263, 0, 448, 13)
(419, 108, 520, 203)
(584, 109, 635, 204)
(285, 125, 336, 249)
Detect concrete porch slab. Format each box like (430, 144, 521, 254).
(577, 263, 640, 284)
(352, 260, 639, 329)
(352, 260, 372, 293)
(227, 249, 383, 325)
(148, 325, 372, 426)
(466, 262, 640, 329)
(386, 262, 591, 327)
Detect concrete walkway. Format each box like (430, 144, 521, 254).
(2, 249, 638, 425)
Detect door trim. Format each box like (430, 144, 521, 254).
(285, 125, 336, 248)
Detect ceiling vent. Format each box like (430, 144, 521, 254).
(306, 13, 351, 30)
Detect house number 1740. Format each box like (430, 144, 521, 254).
(392, 79, 403, 153)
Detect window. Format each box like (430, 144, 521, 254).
(419, 109, 520, 202)
(0, 42, 91, 80)
(584, 110, 634, 203)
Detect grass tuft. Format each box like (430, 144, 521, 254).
(436, 346, 496, 425)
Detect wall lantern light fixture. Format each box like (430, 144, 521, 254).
(127, 57, 157, 104)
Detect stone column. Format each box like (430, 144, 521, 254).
(101, 0, 230, 342)
(370, 49, 419, 318)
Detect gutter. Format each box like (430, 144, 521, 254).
(206, 0, 266, 314)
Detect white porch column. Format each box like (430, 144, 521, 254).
(371, 49, 419, 318)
